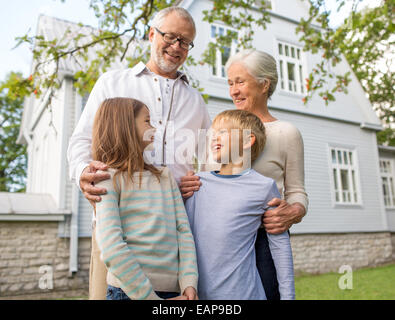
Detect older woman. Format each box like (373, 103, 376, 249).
(180, 49, 308, 300)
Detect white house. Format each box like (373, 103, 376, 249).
(2, 0, 393, 297)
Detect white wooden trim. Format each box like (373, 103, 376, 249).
(0, 213, 70, 222)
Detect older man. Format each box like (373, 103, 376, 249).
(67, 6, 210, 300)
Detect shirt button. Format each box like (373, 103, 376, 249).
(164, 141, 167, 145)
(154, 78, 158, 81)
(159, 120, 162, 125)
(158, 97, 161, 101)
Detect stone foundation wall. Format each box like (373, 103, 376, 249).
(1, 221, 394, 298)
(290, 232, 395, 274)
(0, 222, 90, 299)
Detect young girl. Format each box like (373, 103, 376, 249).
(92, 97, 198, 300)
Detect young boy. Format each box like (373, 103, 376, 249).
(185, 109, 295, 300)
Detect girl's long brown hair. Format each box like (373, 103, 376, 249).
(92, 97, 162, 189)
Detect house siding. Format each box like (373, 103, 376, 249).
(187, 0, 380, 127)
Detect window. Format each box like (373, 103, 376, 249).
(380, 159, 395, 208)
(210, 24, 238, 78)
(330, 147, 361, 204)
(277, 40, 305, 95)
(254, 0, 272, 9)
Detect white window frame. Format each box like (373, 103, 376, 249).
(276, 40, 306, 96)
(379, 158, 395, 208)
(209, 23, 238, 79)
(328, 146, 362, 205)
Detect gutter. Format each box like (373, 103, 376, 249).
(378, 145, 395, 153)
(69, 184, 79, 274)
(69, 84, 82, 274)
(208, 94, 383, 131)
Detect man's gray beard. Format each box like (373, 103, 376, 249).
(152, 49, 179, 74)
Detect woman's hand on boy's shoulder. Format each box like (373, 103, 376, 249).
(80, 160, 111, 207)
(180, 171, 201, 199)
(263, 198, 306, 234)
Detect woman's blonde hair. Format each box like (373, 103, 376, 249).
(92, 97, 162, 188)
(212, 109, 266, 162)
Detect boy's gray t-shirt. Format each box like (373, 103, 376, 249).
(185, 169, 295, 300)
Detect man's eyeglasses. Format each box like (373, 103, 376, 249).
(154, 27, 194, 51)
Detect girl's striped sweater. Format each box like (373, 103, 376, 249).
(95, 167, 198, 300)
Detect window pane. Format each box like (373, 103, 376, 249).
(219, 27, 224, 36)
(221, 46, 230, 66)
(341, 169, 349, 191)
(337, 150, 342, 164)
(232, 31, 238, 44)
(287, 62, 295, 91)
(382, 177, 389, 206)
(332, 150, 337, 164)
(351, 170, 356, 191)
(380, 160, 384, 172)
(343, 151, 348, 165)
(299, 65, 304, 93)
(333, 169, 338, 189)
(390, 177, 395, 206)
(291, 47, 295, 58)
(285, 45, 289, 56)
(210, 46, 217, 76)
(297, 48, 301, 60)
(221, 46, 230, 78)
(279, 43, 283, 55)
(211, 25, 216, 38)
(349, 152, 353, 165)
(352, 170, 357, 203)
(279, 60, 284, 89)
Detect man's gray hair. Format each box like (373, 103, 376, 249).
(225, 49, 278, 99)
(151, 6, 196, 37)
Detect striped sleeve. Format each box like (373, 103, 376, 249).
(95, 171, 161, 300)
(168, 171, 198, 294)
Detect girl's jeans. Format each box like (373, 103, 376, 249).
(106, 285, 179, 300)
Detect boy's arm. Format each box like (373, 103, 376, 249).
(95, 173, 161, 300)
(169, 173, 199, 295)
(266, 231, 295, 300)
(264, 181, 295, 300)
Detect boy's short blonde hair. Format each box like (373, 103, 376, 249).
(212, 109, 266, 162)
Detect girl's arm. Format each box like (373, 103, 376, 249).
(169, 172, 199, 296)
(95, 171, 161, 300)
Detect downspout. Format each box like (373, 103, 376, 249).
(69, 183, 79, 274)
(69, 82, 82, 274)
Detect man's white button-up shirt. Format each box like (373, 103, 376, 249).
(67, 62, 212, 185)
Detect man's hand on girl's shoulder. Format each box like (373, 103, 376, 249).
(80, 160, 111, 207)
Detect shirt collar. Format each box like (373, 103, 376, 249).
(132, 61, 189, 84)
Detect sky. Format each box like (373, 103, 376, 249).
(0, 0, 382, 81)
